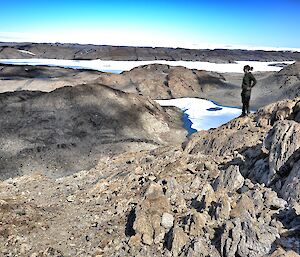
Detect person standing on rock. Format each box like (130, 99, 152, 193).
(241, 65, 257, 116)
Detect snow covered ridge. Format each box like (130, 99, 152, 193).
(0, 59, 294, 73)
(156, 98, 242, 131)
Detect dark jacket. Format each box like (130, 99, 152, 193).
(242, 72, 257, 92)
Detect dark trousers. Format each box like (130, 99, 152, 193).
(241, 90, 251, 114)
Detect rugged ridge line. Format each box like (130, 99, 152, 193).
(1, 42, 300, 62)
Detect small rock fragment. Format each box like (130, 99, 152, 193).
(161, 212, 174, 229)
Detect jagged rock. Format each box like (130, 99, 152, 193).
(213, 165, 244, 192)
(256, 98, 300, 127)
(133, 183, 171, 246)
(243, 179, 254, 189)
(185, 115, 267, 156)
(263, 120, 300, 185)
(170, 226, 190, 257)
(213, 194, 232, 222)
(221, 218, 243, 257)
(159, 177, 188, 213)
(193, 183, 215, 211)
(264, 190, 287, 209)
(249, 157, 269, 184)
(221, 217, 279, 257)
(188, 211, 208, 236)
(281, 158, 300, 204)
(181, 238, 221, 257)
(230, 194, 256, 220)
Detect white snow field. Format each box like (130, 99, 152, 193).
(156, 98, 242, 132)
(0, 59, 294, 73)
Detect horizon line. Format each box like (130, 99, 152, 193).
(0, 32, 300, 53)
(1, 40, 300, 53)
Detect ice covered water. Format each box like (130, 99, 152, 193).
(156, 98, 242, 133)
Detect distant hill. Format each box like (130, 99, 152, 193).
(96, 64, 236, 100)
(0, 42, 300, 62)
(0, 64, 102, 92)
(1, 62, 299, 109)
(0, 84, 186, 180)
(253, 61, 300, 107)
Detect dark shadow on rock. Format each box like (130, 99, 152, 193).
(0, 83, 184, 180)
(163, 227, 174, 251)
(270, 207, 300, 254)
(125, 207, 136, 237)
(277, 148, 300, 178)
(211, 224, 226, 256)
(0, 64, 91, 79)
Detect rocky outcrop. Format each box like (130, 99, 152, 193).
(263, 121, 300, 184)
(186, 97, 299, 155)
(96, 64, 235, 101)
(280, 157, 300, 204)
(0, 83, 186, 179)
(185, 97, 300, 206)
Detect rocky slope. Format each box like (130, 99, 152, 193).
(0, 83, 186, 180)
(0, 64, 102, 93)
(96, 64, 237, 102)
(1, 42, 300, 62)
(0, 96, 299, 256)
(186, 97, 300, 197)
(252, 62, 300, 107)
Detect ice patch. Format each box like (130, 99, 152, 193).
(156, 98, 242, 132)
(17, 50, 36, 56)
(0, 59, 294, 73)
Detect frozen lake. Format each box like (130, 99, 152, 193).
(0, 59, 294, 73)
(156, 98, 242, 133)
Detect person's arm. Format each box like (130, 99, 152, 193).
(250, 73, 257, 87)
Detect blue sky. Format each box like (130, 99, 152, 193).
(1, 0, 300, 49)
